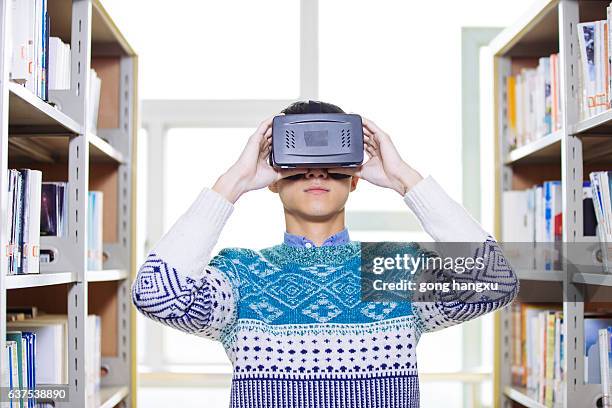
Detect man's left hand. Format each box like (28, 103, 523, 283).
(328, 116, 424, 196)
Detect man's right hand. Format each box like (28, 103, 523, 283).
(212, 114, 307, 203)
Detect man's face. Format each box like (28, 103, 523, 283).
(268, 169, 358, 219)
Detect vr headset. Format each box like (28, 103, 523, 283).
(269, 100, 364, 168)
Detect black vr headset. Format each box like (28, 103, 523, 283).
(269, 100, 364, 169)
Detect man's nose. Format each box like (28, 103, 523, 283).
(305, 168, 328, 178)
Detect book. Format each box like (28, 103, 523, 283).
(47, 37, 70, 90)
(7, 316, 67, 384)
(511, 304, 564, 405)
(585, 317, 612, 383)
(87, 191, 104, 270)
(6, 332, 27, 408)
(18, 169, 42, 274)
(599, 327, 612, 408)
(6, 169, 42, 275)
(502, 190, 535, 269)
(40, 182, 68, 237)
(6, 340, 18, 408)
(589, 171, 612, 272)
(88, 69, 102, 132)
(8, 0, 50, 100)
(505, 54, 561, 151)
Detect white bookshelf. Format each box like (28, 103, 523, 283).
(0, 0, 138, 407)
(490, 1, 612, 408)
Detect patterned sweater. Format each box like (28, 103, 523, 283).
(131, 175, 519, 408)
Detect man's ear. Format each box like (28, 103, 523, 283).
(350, 176, 359, 192)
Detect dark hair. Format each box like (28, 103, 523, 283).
(281, 100, 345, 114)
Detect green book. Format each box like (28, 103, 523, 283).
(7, 332, 26, 408)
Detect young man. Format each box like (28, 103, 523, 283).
(132, 100, 519, 408)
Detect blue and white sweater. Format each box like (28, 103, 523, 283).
(131, 175, 519, 408)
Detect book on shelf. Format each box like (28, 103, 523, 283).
(7, 331, 29, 408)
(6, 314, 101, 408)
(585, 316, 612, 384)
(575, 3, 612, 121)
(5, 340, 18, 408)
(510, 303, 564, 406)
(6, 172, 106, 271)
(505, 53, 561, 151)
(9, 0, 50, 100)
(589, 171, 612, 272)
(87, 191, 103, 270)
(88, 68, 102, 132)
(40, 182, 67, 238)
(47, 37, 70, 91)
(502, 180, 593, 271)
(6, 169, 42, 275)
(600, 327, 612, 408)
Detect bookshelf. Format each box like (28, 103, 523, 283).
(0, 0, 138, 407)
(490, 1, 612, 407)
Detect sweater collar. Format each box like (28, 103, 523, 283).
(283, 227, 350, 248)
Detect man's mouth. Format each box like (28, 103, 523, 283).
(304, 186, 330, 194)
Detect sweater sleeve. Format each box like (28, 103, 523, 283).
(131, 186, 239, 341)
(403, 175, 519, 334)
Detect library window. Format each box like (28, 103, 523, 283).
(103, 0, 300, 100)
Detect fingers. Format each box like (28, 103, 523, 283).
(365, 144, 376, 158)
(361, 116, 390, 142)
(256, 115, 275, 135)
(260, 126, 273, 151)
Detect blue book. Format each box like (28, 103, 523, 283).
(543, 181, 561, 270)
(21, 332, 36, 408)
(7, 341, 14, 408)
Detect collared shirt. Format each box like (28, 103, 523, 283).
(283, 227, 350, 248)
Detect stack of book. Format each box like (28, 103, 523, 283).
(7, 169, 42, 275)
(590, 171, 612, 272)
(6, 171, 106, 274)
(47, 37, 71, 91)
(10, 0, 50, 100)
(511, 304, 612, 407)
(4, 308, 101, 408)
(502, 181, 597, 270)
(88, 69, 102, 132)
(510, 304, 564, 406)
(505, 53, 562, 151)
(575, 3, 612, 121)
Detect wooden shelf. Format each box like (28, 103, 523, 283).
(89, 133, 125, 163)
(505, 131, 563, 165)
(571, 109, 612, 135)
(516, 269, 564, 282)
(503, 386, 557, 408)
(87, 269, 128, 282)
(5, 269, 128, 289)
(8, 82, 82, 135)
(6, 272, 75, 289)
(488, 0, 559, 57)
(573, 272, 612, 287)
(8, 133, 124, 164)
(98, 385, 129, 408)
(48, 0, 136, 57)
